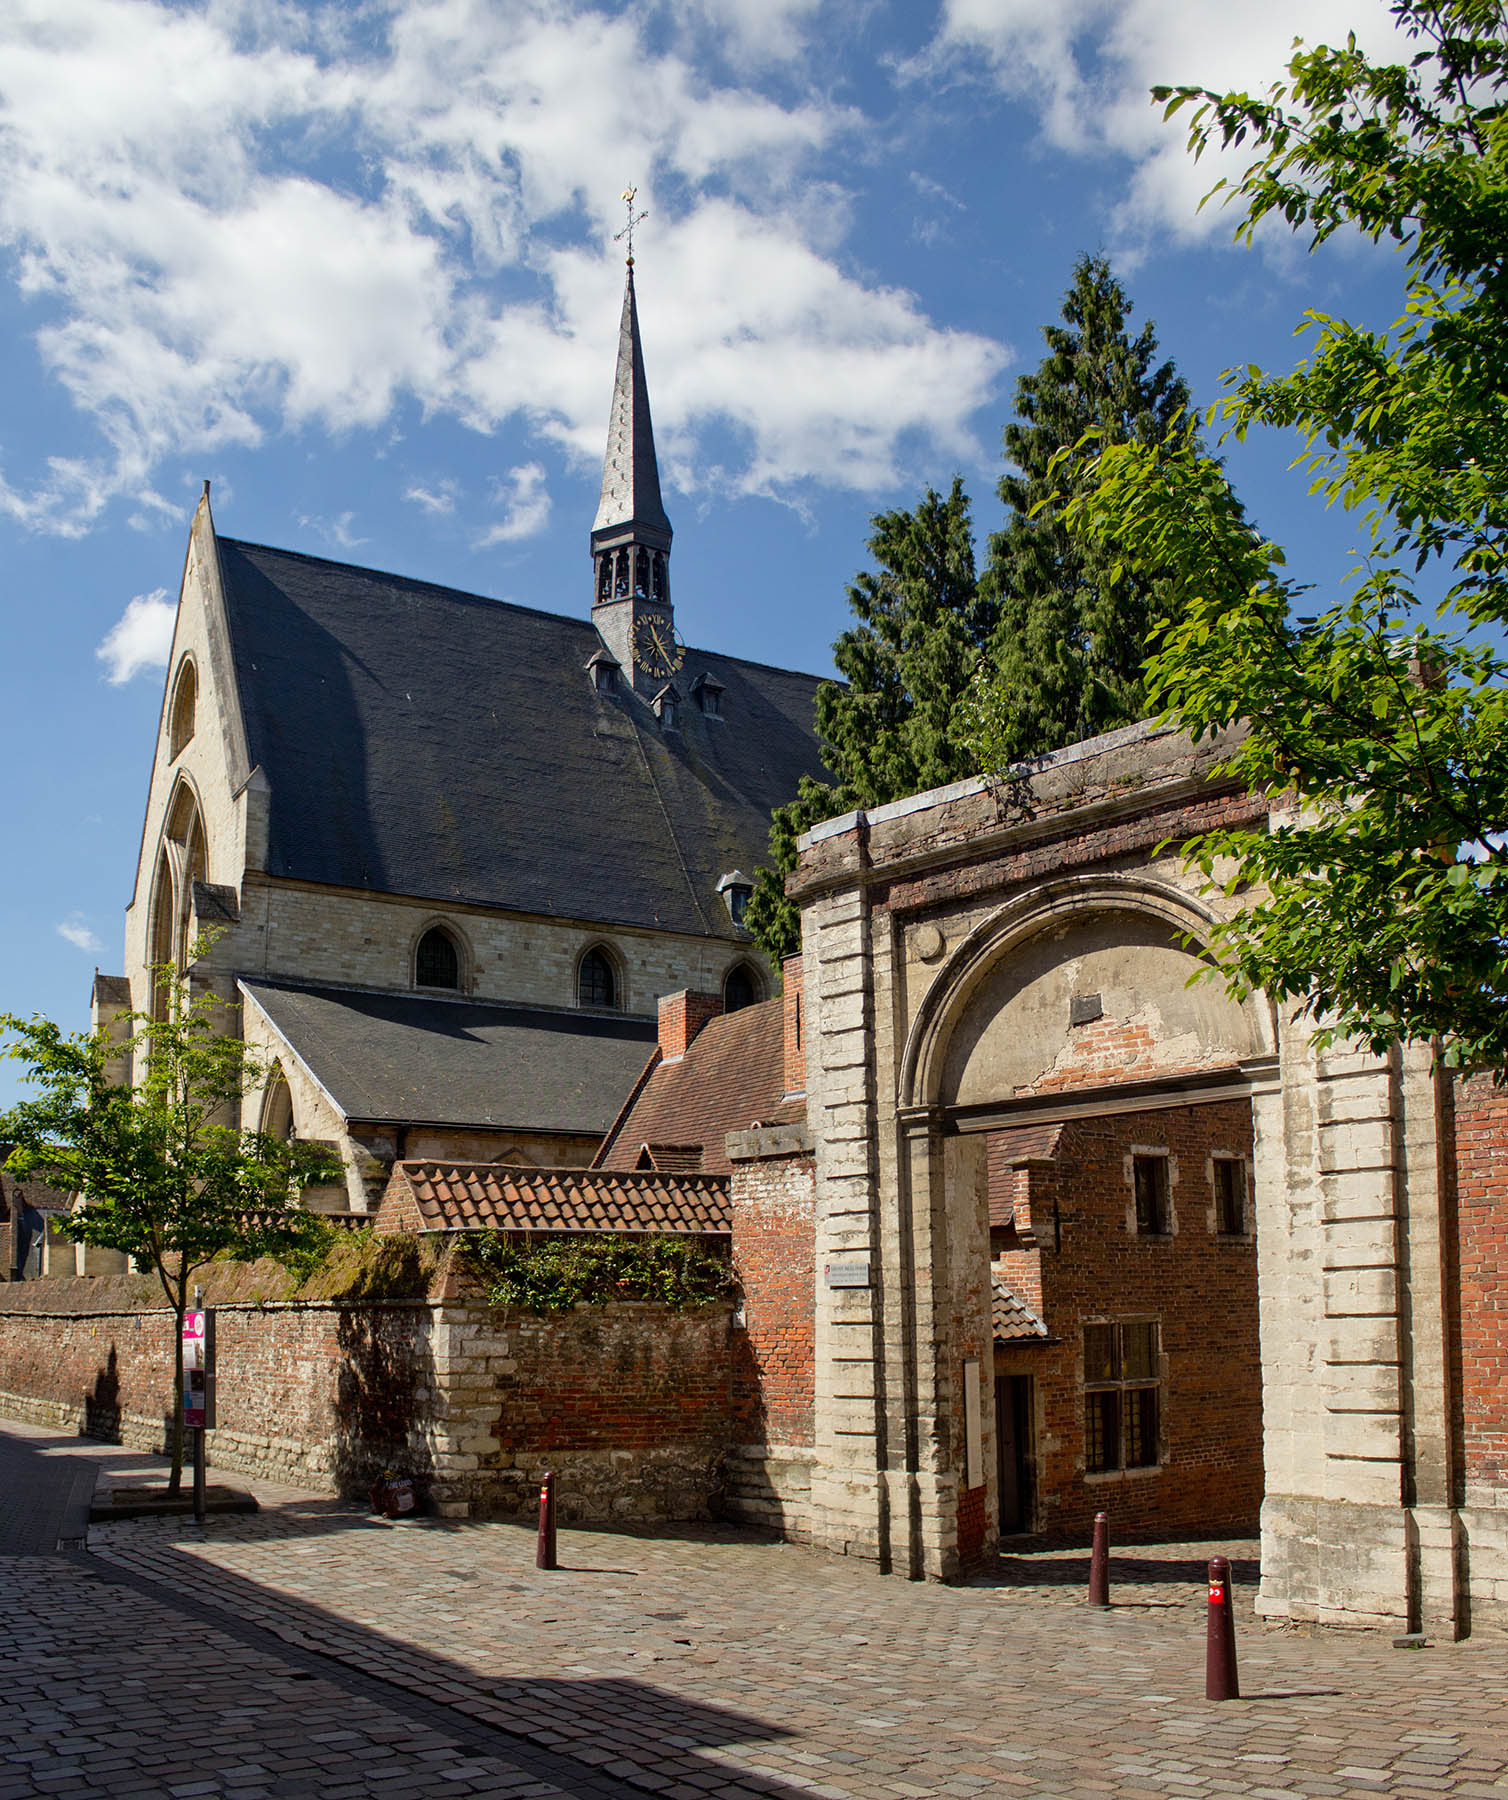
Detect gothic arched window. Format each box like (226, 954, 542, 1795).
(634, 549, 651, 598)
(724, 963, 759, 1013)
(169, 660, 197, 759)
(597, 556, 612, 601)
(416, 926, 461, 990)
(614, 550, 630, 597)
(652, 552, 666, 602)
(578, 947, 617, 1010)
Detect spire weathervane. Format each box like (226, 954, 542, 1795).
(614, 186, 648, 266)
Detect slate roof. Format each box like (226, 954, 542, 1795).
(593, 264, 672, 547)
(993, 1277, 1049, 1345)
(239, 979, 656, 1133)
(393, 1161, 730, 1235)
(214, 535, 828, 934)
(597, 997, 803, 1176)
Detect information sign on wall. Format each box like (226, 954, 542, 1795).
(182, 1308, 216, 1430)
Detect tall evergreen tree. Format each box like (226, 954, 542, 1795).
(745, 478, 992, 962)
(967, 255, 1192, 769)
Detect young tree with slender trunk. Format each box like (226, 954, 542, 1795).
(0, 967, 339, 1490)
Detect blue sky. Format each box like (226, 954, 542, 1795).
(0, 0, 1412, 1103)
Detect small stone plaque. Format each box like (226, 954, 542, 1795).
(825, 1259, 872, 1288)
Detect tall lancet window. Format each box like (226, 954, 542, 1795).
(598, 556, 612, 601)
(652, 552, 667, 602)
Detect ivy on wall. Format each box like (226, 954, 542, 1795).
(463, 1233, 735, 1315)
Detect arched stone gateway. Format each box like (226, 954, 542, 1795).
(789, 721, 1487, 1636)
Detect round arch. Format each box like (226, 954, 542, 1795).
(900, 874, 1275, 1113)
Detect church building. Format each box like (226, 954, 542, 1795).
(99, 260, 830, 1211)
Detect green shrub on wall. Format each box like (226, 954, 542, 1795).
(464, 1233, 735, 1315)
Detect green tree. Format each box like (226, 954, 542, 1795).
(746, 477, 992, 961)
(1069, 0, 1508, 1065)
(966, 255, 1194, 771)
(0, 968, 340, 1489)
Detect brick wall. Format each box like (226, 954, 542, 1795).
(994, 1100, 1262, 1542)
(658, 989, 723, 1061)
(781, 955, 805, 1097)
(1450, 1072, 1508, 1499)
(0, 1271, 739, 1524)
(729, 1150, 816, 1448)
(0, 1278, 431, 1491)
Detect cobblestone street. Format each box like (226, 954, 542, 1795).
(3, 1418, 1507, 1800)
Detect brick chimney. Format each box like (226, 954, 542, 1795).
(657, 989, 722, 1061)
(782, 954, 805, 1098)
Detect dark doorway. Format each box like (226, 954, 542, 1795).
(995, 1374, 1035, 1535)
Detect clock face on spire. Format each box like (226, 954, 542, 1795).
(634, 610, 683, 679)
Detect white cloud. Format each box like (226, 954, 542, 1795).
(404, 480, 459, 516)
(476, 463, 551, 546)
(96, 586, 175, 683)
(297, 510, 367, 552)
(918, 0, 1409, 251)
(57, 914, 104, 953)
(0, 0, 1006, 533)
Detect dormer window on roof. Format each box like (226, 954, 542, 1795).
(690, 672, 724, 718)
(654, 683, 680, 728)
(717, 869, 753, 928)
(586, 647, 620, 693)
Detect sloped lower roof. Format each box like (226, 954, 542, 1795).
(597, 997, 802, 1176)
(394, 1162, 730, 1235)
(993, 1277, 1049, 1345)
(215, 537, 828, 935)
(240, 979, 655, 1134)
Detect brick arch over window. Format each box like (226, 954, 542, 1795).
(900, 876, 1275, 1113)
(413, 921, 467, 991)
(168, 657, 197, 760)
(576, 943, 622, 1011)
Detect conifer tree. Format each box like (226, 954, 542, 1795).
(745, 478, 992, 962)
(967, 255, 1192, 769)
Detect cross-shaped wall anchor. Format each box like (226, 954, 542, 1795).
(615, 185, 648, 264)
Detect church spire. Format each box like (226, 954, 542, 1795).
(592, 259, 673, 559)
(591, 199, 679, 696)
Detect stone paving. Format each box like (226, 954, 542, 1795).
(5, 1418, 1508, 1799)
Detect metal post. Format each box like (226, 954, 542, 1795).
(1205, 1555, 1239, 1700)
(192, 1426, 206, 1524)
(536, 1471, 557, 1570)
(1088, 1511, 1110, 1606)
(190, 1286, 206, 1523)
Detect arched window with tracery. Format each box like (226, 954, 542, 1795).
(724, 963, 760, 1013)
(261, 1066, 294, 1142)
(578, 947, 617, 1010)
(415, 926, 461, 990)
(169, 660, 197, 759)
(149, 780, 208, 1019)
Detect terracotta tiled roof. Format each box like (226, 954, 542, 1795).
(392, 1162, 730, 1235)
(993, 1276, 1048, 1345)
(633, 1144, 705, 1173)
(598, 997, 803, 1176)
(992, 1122, 1065, 1167)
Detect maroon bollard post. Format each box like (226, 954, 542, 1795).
(1205, 1555, 1239, 1700)
(536, 1470, 557, 1571)
(1088, 1510, 1110, 1607)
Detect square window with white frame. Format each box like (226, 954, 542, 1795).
(1083, 1319, 1161, 1474)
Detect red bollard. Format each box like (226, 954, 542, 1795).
(1088, 1510, 1110, 1607)
(536, 1470, 557, 1570)
(1205, 1555, 1239, 1700)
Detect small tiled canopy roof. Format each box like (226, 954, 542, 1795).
(393, 1162, 731, 1236)
(993, 1277, 1049, 1345)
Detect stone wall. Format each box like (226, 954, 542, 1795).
(0, 1264, 738, 1525)
(993, 1101, 1262, 1542)
(422, 1297, 735, 1523)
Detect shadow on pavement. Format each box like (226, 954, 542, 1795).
(980, 1550, 1262, 1591)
